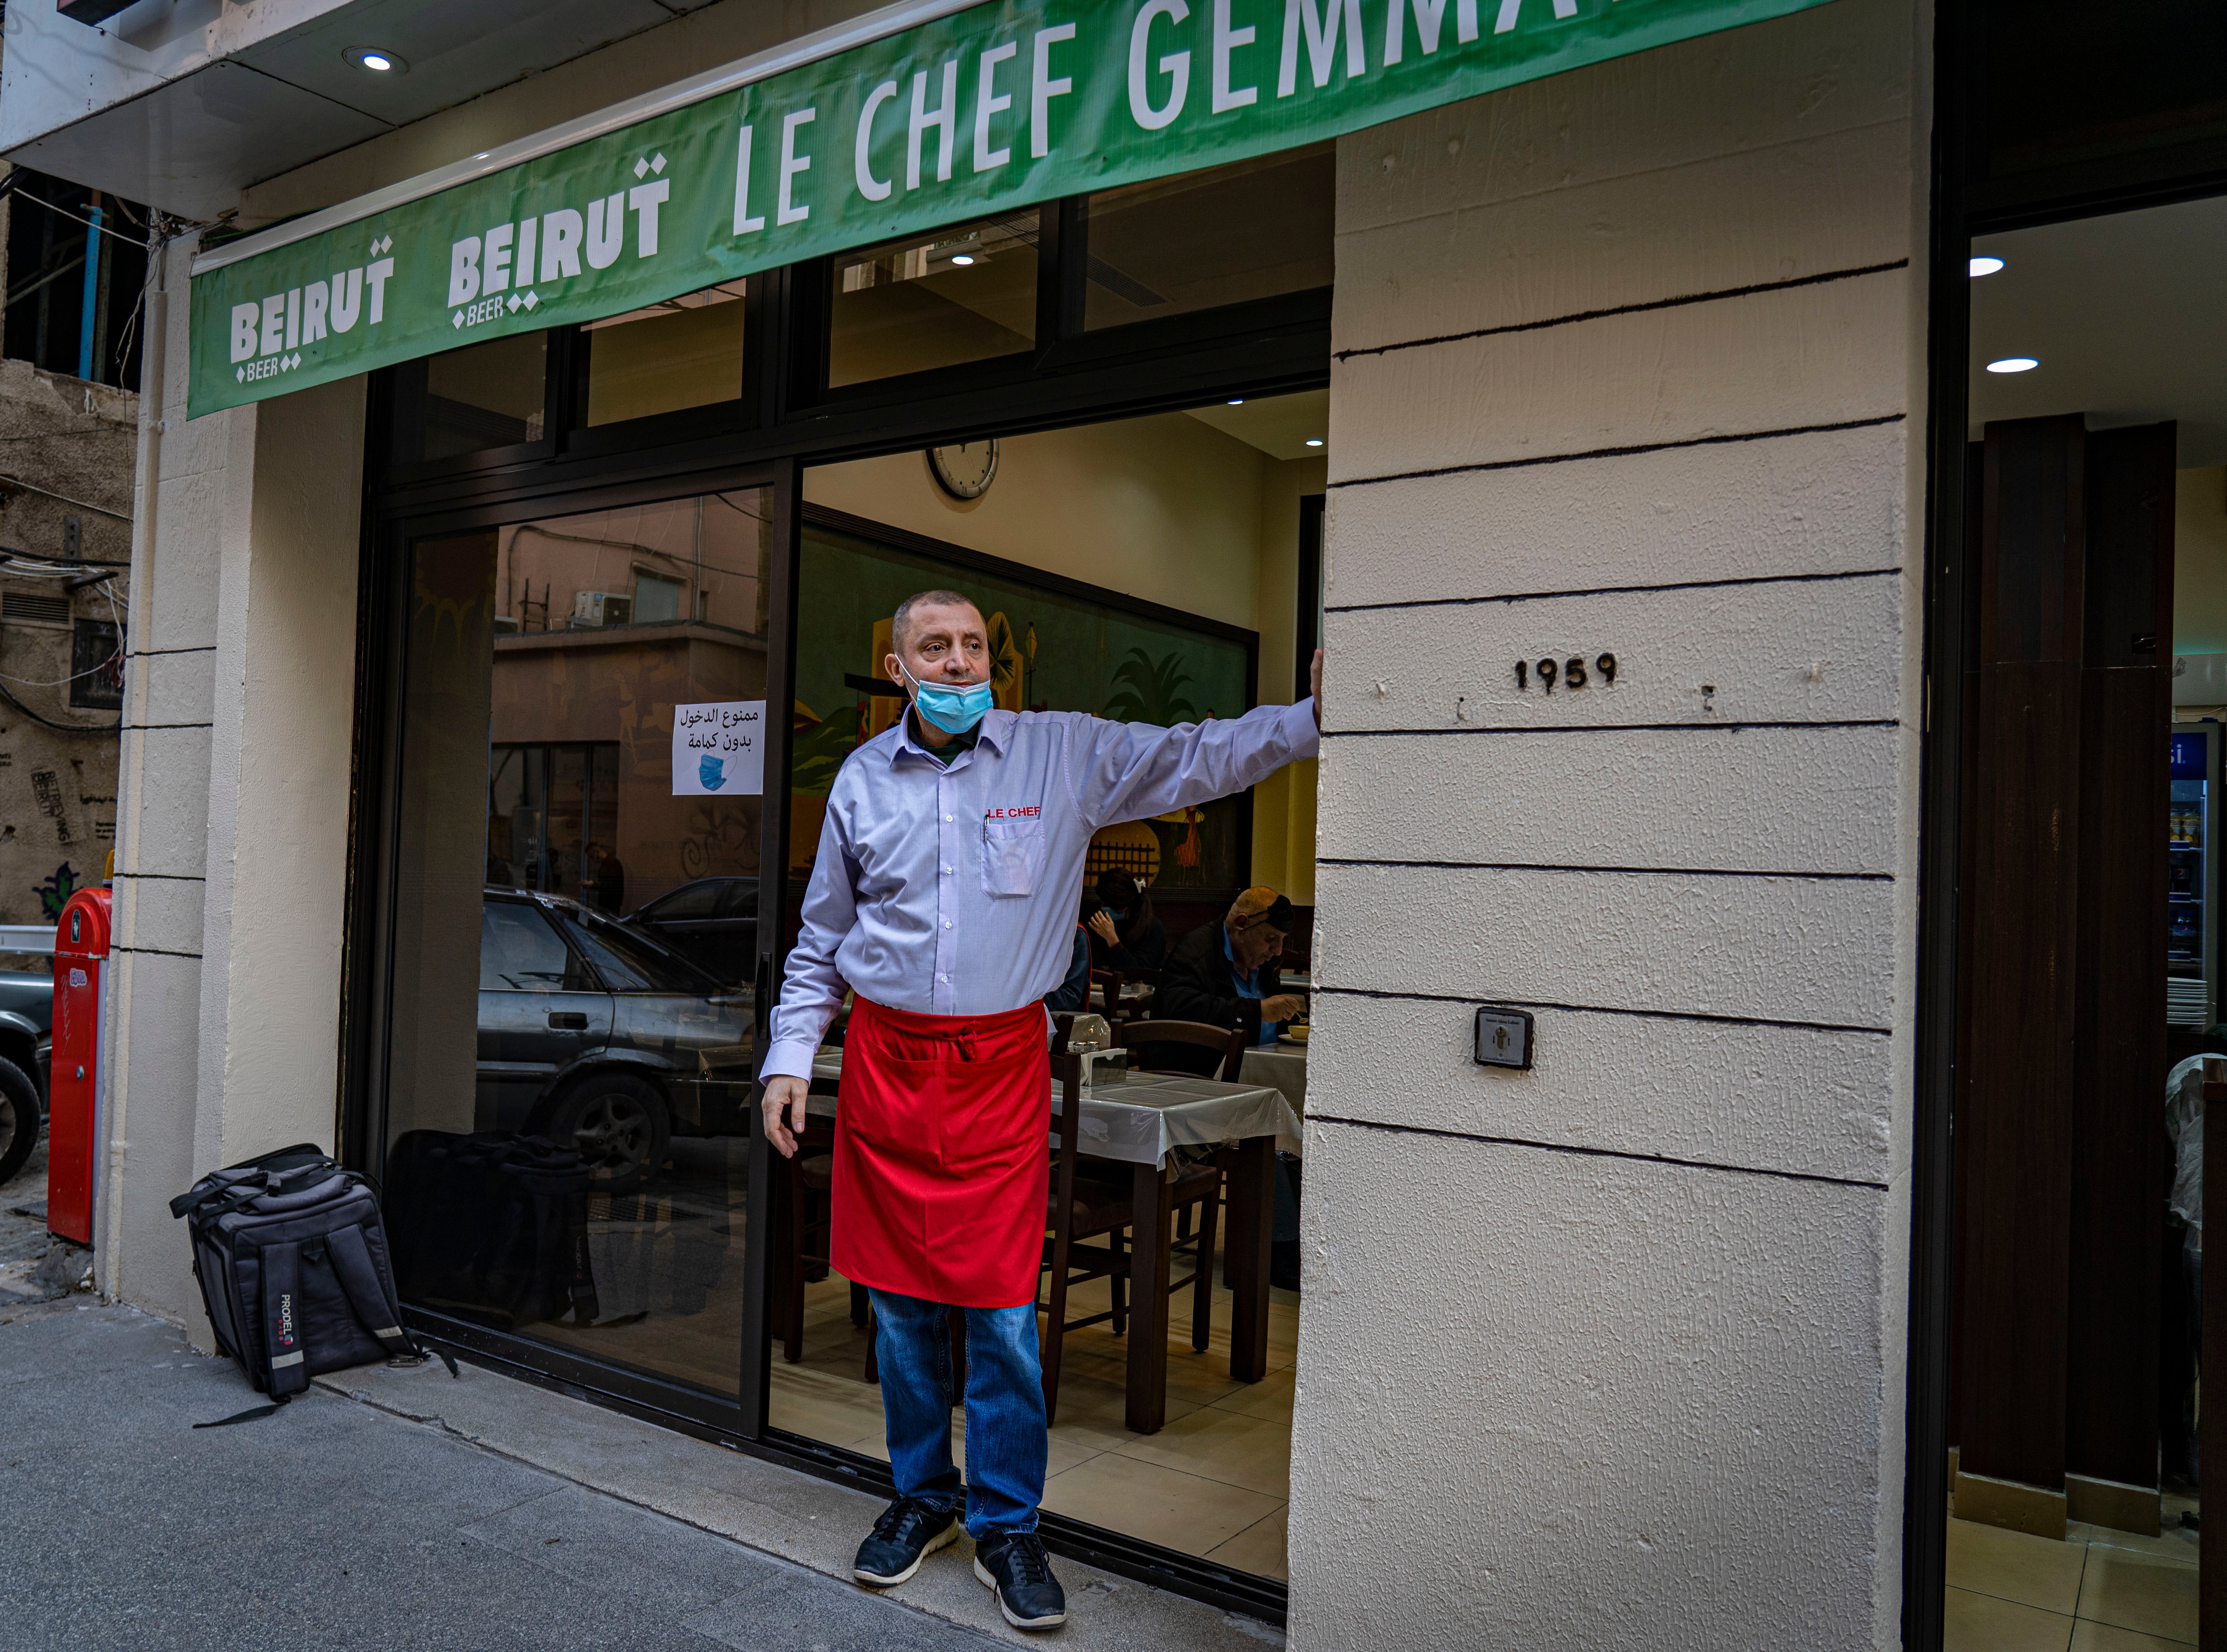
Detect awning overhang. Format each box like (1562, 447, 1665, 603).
(186, 0, 1834, 419)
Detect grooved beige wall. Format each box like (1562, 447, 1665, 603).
(101, 235, 365, 1343)
(1291, 0, 1927, 1644)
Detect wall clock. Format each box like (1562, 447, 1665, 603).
(927, 438, 999, 500)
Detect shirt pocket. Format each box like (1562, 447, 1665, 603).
(980, 818, 1045, 898)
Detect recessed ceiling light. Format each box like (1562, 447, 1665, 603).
(1305, 438, 1325, 447)
(950, 254, 975, 266)
(345, 46, 407, 73)
(1986, 356, 2039, 374)
(1227, 398, 1244, 405)
(1969, 255, 2005, 277)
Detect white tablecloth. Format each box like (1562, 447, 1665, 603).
(807, 1051, 1300, 1166)
(1239, 1045, 1308, 1114)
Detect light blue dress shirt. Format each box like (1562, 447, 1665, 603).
(762, 700, 1319, 1080)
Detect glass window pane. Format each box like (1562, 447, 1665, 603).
(1083, 144, 1334, 330)
(383, 489, 772, 1406)
(557, 908, 719, 995)
(828, 213, 1038, 387)
(423, 332, 548, 458)
(479, 901, 570, 991)
(582, 280, 747, 426)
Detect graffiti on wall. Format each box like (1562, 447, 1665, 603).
(31, 769, 72, 844)
(36, 862, 78, 921)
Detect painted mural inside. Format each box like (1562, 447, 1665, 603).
(792, 517, 1254, 891)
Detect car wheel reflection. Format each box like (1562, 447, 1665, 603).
(543, 1073, 670, 1195)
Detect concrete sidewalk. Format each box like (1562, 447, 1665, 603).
(0, 1299, 1283, 1651)
(0, 1302, 998, 1651)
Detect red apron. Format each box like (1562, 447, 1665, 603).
(833, 995, 1050, 1309)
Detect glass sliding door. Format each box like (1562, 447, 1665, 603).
(377, 488, 774, 1410)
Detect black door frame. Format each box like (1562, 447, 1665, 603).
(1905, 4, 2227, 1647)
(341, 246, 1325, 1624)
(341, 453, 794, 1448)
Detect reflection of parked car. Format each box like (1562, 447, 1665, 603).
(478, 890, 753, 1193)
(0, 970, 50, 1187)
(627, 877, 757, 987)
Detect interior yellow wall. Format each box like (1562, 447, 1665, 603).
(803, 412, 1267, 631)
(1251, 456, 1327, 906)
(2176, 466, 2227, 655)
(801, 413, 1325, 902)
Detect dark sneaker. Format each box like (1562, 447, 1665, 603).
(853, 1496, 960, 1587)
(973, 1530, 1067, 1630)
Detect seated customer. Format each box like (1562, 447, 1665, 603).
(1085, 870, 1167, 971)
(1147, 888, 1304, 1075)
(1044, 916, 1092, 1014)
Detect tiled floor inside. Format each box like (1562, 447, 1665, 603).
(767, 1246, 1299, 1581)
(1944, 1496, 2199, 1650)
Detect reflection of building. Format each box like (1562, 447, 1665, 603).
(488, 622, 764, 913)
(487, 498, 769, 916)
(0, 158, 145, 954)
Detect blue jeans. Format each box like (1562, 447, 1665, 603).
(870, 1288, 1046, 1537)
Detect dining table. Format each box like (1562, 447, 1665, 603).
(1238, 1040, 1308, 1113)
(808, 1048, 1300, 1432)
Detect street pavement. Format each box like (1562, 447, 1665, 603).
(0, 1133, 72, 1316)
(0, 1298, 1002, 1652)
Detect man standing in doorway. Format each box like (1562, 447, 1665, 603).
(760, 589, 1320, 1631)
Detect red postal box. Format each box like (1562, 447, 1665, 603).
(48, 886, 109, 1245)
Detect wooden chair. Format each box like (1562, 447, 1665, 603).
(1091, 966, 1161, 1019)
(1088, 968, 1123, 1018)
(1037, 1040, 1227, 1425)
(1113, 1017, 1248, 1082)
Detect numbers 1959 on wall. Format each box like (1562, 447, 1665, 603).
(1515, 654, 1617, 694)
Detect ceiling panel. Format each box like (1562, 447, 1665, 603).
(1182, 389, 1330, 462)
(8, 60, 391, 221)
(1971, 195, 2227, 468)
(235, 0, 713, 130)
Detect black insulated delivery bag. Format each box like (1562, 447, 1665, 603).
(171, 1142, 421, 1399)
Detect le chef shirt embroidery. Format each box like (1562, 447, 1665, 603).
(762, 700, 1318, 1078)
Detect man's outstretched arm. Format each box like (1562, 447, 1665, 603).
(1070, 650, 1322, 829)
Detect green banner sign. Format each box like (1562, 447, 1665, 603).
(188, 0, 1830, 417)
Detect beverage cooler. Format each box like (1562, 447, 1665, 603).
(2169, 726, 2219, 1027)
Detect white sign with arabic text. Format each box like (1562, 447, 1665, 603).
(672, 700, 764, 796)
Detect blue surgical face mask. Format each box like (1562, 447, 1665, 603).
(901, 662, 994, 734)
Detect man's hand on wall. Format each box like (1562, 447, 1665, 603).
(761, 1074, 810, 1157)
(1310, 648, 1322, 729)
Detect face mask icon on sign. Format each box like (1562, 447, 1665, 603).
(700, 754, 728, 791)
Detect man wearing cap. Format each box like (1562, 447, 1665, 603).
(759, 589, 1320, 1631)
(1155, 888, 1306, 1073)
